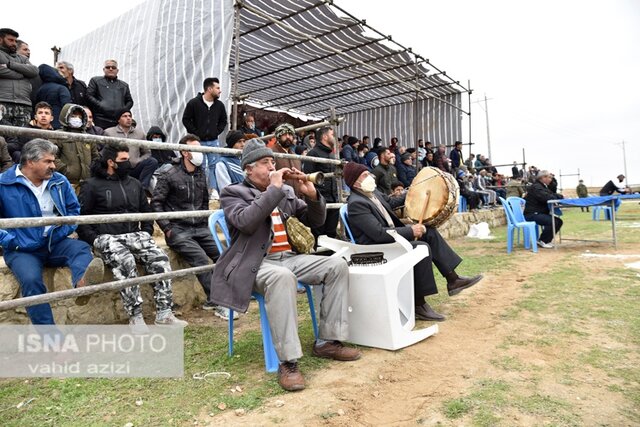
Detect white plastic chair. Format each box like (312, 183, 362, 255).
(319, 232, 438, 350)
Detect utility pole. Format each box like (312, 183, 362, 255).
(622, 140, 628, 187)
(484, 94, 491, 161)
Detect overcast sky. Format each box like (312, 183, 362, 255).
(8, 0, 639, 189)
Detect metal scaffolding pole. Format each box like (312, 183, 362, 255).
(231, 1, 242, 131)
(0, 265, 216, 312)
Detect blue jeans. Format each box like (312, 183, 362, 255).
(130, 157, 159, 191)
(4, 238, 94, 324)
(200, 139, 220, 191)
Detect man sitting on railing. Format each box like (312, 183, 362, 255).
(212, 139, 361, 392)
(0, 139, 104, 325)
(343, 162, 483, 323)
(151, 134, 232, 320)
(78, 143, 187, 333)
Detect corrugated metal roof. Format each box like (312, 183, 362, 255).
(232, 0, 466, 119)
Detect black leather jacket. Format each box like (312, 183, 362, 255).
(303, 142, 339, 203)
(151, 162, 209, 232)
(86, 76, 134, 129)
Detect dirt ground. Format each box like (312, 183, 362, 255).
(198, 239, 640, 426)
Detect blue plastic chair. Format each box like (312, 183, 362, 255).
(208, 210, 319, 373)
(339, 204, 356, 244)
(592, 205, 612, 221)
(458, 195, 468, 213)
(500, 197, 538, 253)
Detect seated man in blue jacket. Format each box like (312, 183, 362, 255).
(343, 162, 483, 322)
(211, 139, 361, 392)
(0, 139, 103, 324)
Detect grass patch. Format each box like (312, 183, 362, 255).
(0, 297, 329, 426)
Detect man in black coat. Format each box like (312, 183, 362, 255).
(523, 170, 564, 248)
(78, 144, 186, 333)
(343, 162, 483, 322)
(86, 59, 134, 129)
(303, 126, 340, 239)
(181, 77, 228, 197)
(151, 134, 223, 316)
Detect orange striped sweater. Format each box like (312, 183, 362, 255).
(270, 208, 291, 253)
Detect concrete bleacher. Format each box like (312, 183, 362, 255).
(0, 206, 506, 324)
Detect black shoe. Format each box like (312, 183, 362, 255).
(447, 274, 483, 296)
(415, 302, 446, 321)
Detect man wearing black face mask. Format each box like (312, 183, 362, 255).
(78, 144, 187, 333)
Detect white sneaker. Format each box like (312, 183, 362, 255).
(213, 305, 239, 321)
(154, 312, 188, 327)
(537, 240, 554, 249)
(129, 313, 150, 335)
(209, 189, 220, 200)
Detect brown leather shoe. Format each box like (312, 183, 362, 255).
(415, 302, 446, 321)
(312, 341, 361, 361)
(447, 274, 483, 296)
(278, 361, 305, 392)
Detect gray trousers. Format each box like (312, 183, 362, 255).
(94, 231, 173, 317)
(255, 252, 350, 362)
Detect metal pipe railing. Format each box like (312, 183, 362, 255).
(0, 125, 343, 166)
(0, 265, 216, 312)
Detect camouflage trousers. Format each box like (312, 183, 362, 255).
(0, 102, 32, 127)
(93, 231, 173, 317)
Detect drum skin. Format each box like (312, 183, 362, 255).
(405, 167, 460, 227)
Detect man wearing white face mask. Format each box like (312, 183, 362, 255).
(54, 103, 99, 191)
(151, 134, 229, 317)
(344, 162, 484, 322)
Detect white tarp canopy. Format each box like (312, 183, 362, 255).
(60, 0, 467, 145)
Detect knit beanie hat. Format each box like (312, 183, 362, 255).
(274, 123, 295, 139)
(343, 162, 369, 189)
(226, 130, 245, 148)
(241, 138, 273, 169)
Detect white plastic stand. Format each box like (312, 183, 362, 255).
(319, 232, 438, 350)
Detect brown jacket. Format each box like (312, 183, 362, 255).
(54, 104, 100, 184)
(210, 180, 326, 312)
(273, 142, 302, 196)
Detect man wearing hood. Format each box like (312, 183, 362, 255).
(0, 28, 39, 127)
(343, 162, 483, 322)
(78, 144, 187, 333)
(54, 103, 99, 189)
(86, 59, 134, 129)
(35, 64, 71, 129)
(181, 77, 228, 198)
(147, 126, 177, 166)
(151, 134, 228, 317)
